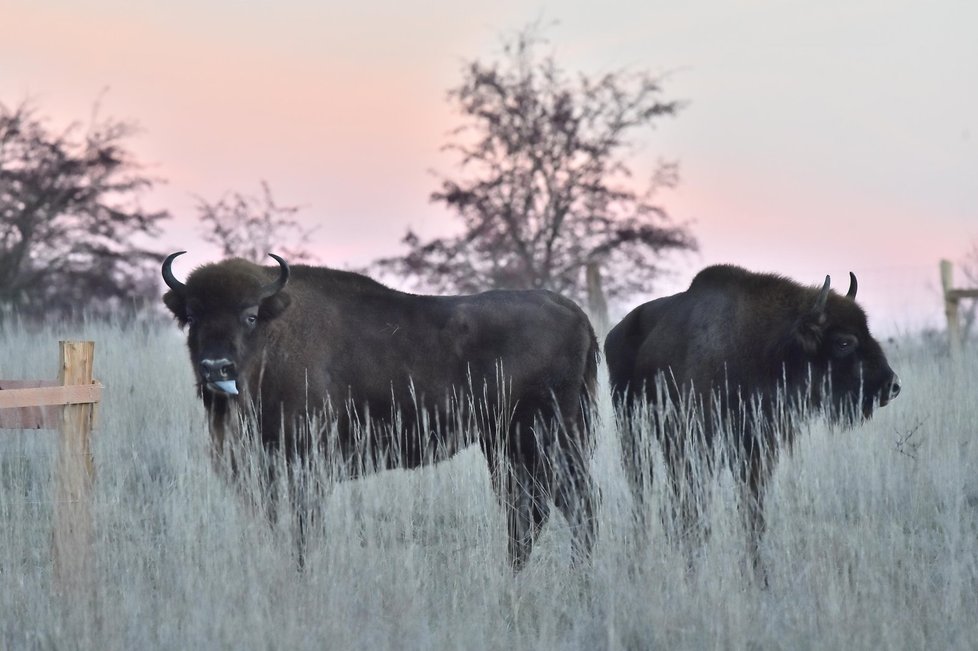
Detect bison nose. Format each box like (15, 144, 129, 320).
(200, 358, 239, 396)
(888, 373, 901, 400)
(199, 358, 236, 382)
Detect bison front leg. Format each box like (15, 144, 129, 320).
(207, 408, 237, 479)
(734, 438, 773, 585)
(207, 413, 271, 522)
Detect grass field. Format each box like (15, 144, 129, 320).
(1, 316, 976, 650)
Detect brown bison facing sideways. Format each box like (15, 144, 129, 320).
(605, 264, 901, 569)
(162, 252, 598, 570)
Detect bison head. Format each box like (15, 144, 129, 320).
(162, 252, 291, 397)
(786, 273, 901, 421)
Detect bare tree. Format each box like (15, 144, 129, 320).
(373, 22, 697, 303)
(0, 98, 169, 319)
(195, 181, 318, 264)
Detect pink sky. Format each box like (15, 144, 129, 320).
(2, 1, 976, 334)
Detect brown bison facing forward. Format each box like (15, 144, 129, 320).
(162, 252, 598, 570)
(605, 264, 900, 570)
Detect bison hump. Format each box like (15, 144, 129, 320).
(688, 264, 754, 290)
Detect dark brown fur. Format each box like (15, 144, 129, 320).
(605, 264, 900, 572)
(163, 254, 599, 570)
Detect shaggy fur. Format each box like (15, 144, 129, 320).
(605, 264, 900, 572)
(163, 253, 599, 570)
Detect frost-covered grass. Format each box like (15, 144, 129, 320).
(1, 317, 975, 649)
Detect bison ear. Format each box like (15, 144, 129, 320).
(259, 291, 291, 320)
(793, 311, 827, 355)
(163, 290, 188, 325)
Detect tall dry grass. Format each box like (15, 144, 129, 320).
(1, 316, 975, 649)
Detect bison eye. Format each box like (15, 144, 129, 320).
(185, 314, 196, 326)
(242, 309, 259, 329)
(831, 333, 859, 358)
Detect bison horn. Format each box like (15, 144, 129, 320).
(260, 253, 290, 298)
(814, 274, 831, 313)
(162, 251, 188, 293)
(846, 272, 858, 300)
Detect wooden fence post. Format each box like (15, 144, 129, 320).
(940, 259, 978, 360)
(0, 339, 102, 592)
(941, 259, 962, 360)
(0, 340, 101, 590)
(586, 262, 609, 337)
(52, 341, 97, 591)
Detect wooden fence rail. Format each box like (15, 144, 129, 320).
(940, 260, 978, 359)
(0, 340, 102, 591)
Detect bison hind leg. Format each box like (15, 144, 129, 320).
(481, 417, 553, 572)
(655, 429, 716, 575)
(505, 460, 552, 572)
(618, 403, 657, 514)
(552, 445, 597, 567)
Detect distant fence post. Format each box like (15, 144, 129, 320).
(0, 340, 101, 592)
(940, 260, 978, 360)
(586, 262, 609, 337)
(941, 259, 962, 359)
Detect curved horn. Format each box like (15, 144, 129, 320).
(814, 274, 831, 313)
(846, 271, 858, 300)
(259, 253, 290, 298)
(162, 251, 187, 292)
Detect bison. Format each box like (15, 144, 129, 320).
(604, 264, 901, 571)
(162, 252, 598, 570)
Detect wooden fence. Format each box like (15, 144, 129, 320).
(0, 340, 102, 590)
(940, 260, 978, 359)
(585, 262, 609, 337)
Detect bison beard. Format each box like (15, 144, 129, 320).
(162, 252, 599, 571)
(605, 264, 901, 578)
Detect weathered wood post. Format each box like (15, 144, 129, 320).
(0, 340, 101, 591)
(52, 341, 97, 591)
(940, 259, 978, 360)
(941, 259, 962, 360)
(586, 262, 609, 337)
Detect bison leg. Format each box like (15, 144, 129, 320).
(666, 456, 707, 545)
(735, 441, 772, 584)
(509, 460, 551, 571)
(659, 432, 713, 571)
(618, 407, 655, 515)
(482, 433, 551, 571)
(286, 463, 311, 571)
(552, 444, 597, 566)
